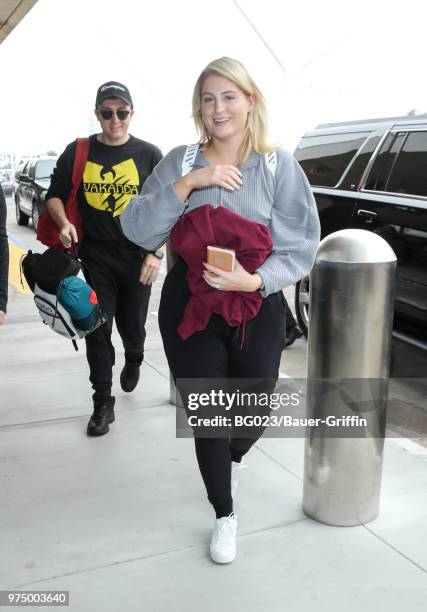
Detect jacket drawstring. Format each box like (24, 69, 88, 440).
(239, 319, 247, 350)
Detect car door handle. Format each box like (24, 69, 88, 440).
(357, 209, 378, 219)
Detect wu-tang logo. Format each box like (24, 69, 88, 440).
(83, 159, 139, 217)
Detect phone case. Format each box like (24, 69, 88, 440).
(207, 246, 235, 272)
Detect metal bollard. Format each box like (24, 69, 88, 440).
(302, 229, 396, 526)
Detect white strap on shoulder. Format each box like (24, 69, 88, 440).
(182, 145, 277, 177)
(265, 151, 277, 177)
(181, 144, 199, 176)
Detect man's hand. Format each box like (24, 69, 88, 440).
(59, 222, 78, 249)
(0, 310, 6, 324)
(139, 253, 161, 285)
(202, 260, 263, 293)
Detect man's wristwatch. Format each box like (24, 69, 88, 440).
(151, 249, 164, 260)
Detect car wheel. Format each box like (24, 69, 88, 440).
(295, 276, 309, 337)
(32, 201, 40, 232)
(15, 194, 29, 226)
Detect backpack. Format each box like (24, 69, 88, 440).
(181, 144, 277, 177)
(21, 247, 106, 351)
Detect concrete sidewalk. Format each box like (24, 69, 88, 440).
(1, 208, 427, 611)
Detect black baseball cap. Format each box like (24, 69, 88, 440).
(95, 81, 133, 108)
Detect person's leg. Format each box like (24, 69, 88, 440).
(159, 260, 233, 518)
(81, 248, 117, 403)
(283, 295, 303, 348)
(80, 244, 117, 435)
(284, 296, 294, 330)
(114, 249, 151, 392)
(229, 291, 285, 462)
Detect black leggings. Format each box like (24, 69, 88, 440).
(159, 259, 285, 517)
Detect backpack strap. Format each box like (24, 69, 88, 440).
(182, 144, 277, 179)
(71, 137, 90, 194)
(265, 151, 277, 177)
(65, 137, 90, 250)
(181, 144, 199, 176)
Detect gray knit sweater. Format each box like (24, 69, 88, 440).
(120, 145, 320, 297)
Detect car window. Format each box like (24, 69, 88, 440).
(364, 132, 406, 192)
(35, 159, 57, 180)
(295, 132, 370, 187)
(29, 161, 37, 179)
(15, 163, 25, 179)
(22, 161, 31, 175)
(385, 131, 427, 197)
(340, 135, 381, 190)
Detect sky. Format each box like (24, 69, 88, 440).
(0, 0, 426, 158)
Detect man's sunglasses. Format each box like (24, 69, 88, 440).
(98, 109, 131, 120)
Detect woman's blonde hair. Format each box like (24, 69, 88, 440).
(192, 57, 278, 164)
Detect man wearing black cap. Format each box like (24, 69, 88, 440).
(46, 81, 163, 436)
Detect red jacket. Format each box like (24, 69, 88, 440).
(171, 204, 272, 346)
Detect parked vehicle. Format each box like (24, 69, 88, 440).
(0, 176, 13, 197)
(294, 116, 427, 350)
(14, 156, 57, 230)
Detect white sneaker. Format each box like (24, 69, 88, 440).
(231, 460, 247, 498)
(210, 513, 238, 564)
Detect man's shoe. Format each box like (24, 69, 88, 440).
(87, 397, 115, 437)
(231, 459, 247, 499)
(283, 325, 303, 349)
(120, 359, 142, 393)
(210, 513, 238, 564)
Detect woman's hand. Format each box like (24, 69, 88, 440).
(189, 165, 242, 191)
(173, 165, 242, 201)
(202, 259, 263, 293)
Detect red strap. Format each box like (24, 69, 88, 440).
(63, 137, 90, 251)
(71, 137, 90, 196)
(36, 137, 89, 249)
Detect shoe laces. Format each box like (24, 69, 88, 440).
(215, 513, 236, 545)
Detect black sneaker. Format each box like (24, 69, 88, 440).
(87, 397, 115, 437)
(120, 359, 142, 393)
(283, 325, 303, 349)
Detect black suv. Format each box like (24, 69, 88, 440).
(294, 116, 427, 352)
(15, 156, 57, 231)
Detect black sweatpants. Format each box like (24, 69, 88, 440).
(159, 258, 285, 518)
(79, 241, 151, 405)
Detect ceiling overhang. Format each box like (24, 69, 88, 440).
(0, 0, 38, 45)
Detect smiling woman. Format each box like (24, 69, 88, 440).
(121, 56, 320, 566)
(192, 56, 273, 166)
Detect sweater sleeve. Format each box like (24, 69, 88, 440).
(256, 150, 320, 296)
(120, 145, 187, 250)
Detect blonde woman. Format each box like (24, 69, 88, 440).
(121, 57, 320, 563)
